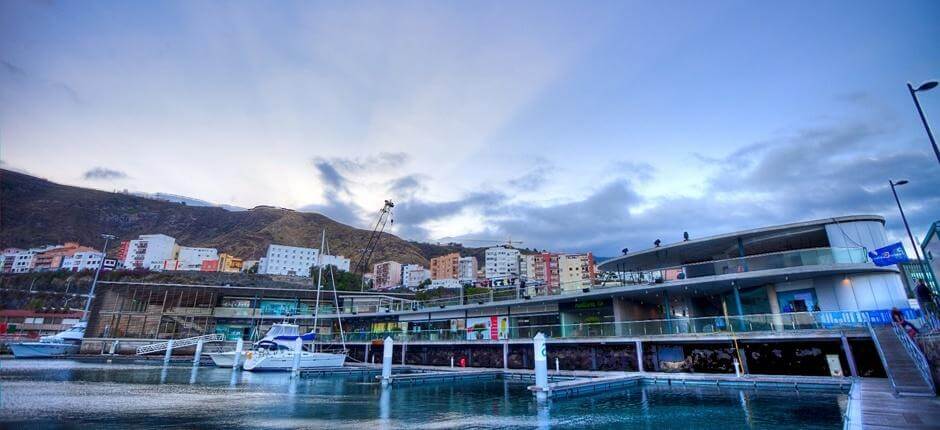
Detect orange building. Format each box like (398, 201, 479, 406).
(200, 259, 220, 272)
(33, 242, 98, 271)
(430, 252, 461, 280)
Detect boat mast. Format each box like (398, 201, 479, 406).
(325, 237, 347, 352)
(312, 230, 326, 351)
(83, 234, 115, 322)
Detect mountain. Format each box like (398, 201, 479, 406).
(0, 169, 481, 266)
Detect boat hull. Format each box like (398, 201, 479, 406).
(209, 351, 246, 368)
(242, 351, 346, 371)
(10, 342, 80, 358)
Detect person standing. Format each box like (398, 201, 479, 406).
(916, 279, 936, 313)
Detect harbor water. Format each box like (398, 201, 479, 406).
(0, 359, 847, 429)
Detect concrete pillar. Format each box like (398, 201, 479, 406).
(192, 339, 204, 365)
(767, 285, 784, 331)
(233, 338, 244, 369)
(109, 340, 119, 355)
(291, 337, 302, 376)
(635, 340, 644, 372)
(533, 333, 548, 401)
(381, 336, 393, 386)
(401, 342, 407, 365)
(364, 343, 370, 365)
(841, 333, 858, 378)
(503, 342, 509, 369)
(163, 339, 174, 363)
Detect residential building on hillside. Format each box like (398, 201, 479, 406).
(373, 261, 402, 290)
(530, 252, 561, 294)
(258, 244, 319, 276)
(402, 264, 431, 288)
(520, 254, 536, 281)
(430, 253, 460, 280)
(173, 246, 218, 271)
(558, 253, 596, 293)
(241, 260, 259, 273)
(319, 254, 351, 272)
(1, 248, 23, 273)
(61, 251, 106, 272)
(484, 247, 520, 280)
(458, 256, 478, 283)
(122, 234, 178, 271)
(33, 242, 99, 271)
(216, 253, 243, 273)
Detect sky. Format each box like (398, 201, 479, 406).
(1, 0, 939, 256)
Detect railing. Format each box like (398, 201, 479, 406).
(135, 333, 225, 355)
(892, 325, 936, 393)
(322, 311, 870, 343)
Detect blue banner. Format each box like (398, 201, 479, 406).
(868, 242, 909, 267)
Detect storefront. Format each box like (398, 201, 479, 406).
(559, 299, 615, 337)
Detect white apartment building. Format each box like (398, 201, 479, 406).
(319, 254, 351, 272)
(557, 253, 596, 293)
(123, 234, 178, 271)
(520, 254, 537, 280)
(8, 249, 38, 273)
(62, 251, 105, 272)
(173, 246, 218, 271)
(258, 244, 320, 276)
(484, 247, 520, 280)
(402, 264, 431, 288)
(458, 256, 478, 283)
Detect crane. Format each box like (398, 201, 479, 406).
(441, 237, 525, 248)
(352, 200, 394, 291)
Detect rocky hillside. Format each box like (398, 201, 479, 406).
(0, 169, 482, 266)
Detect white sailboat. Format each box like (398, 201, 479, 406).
(241, 230, 348, 371)
(208, 322, 300, 368)
(10, 234, 115, 359)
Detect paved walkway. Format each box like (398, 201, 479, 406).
(848, 378, 940, 429)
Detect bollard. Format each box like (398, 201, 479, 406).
(193, 339, 205, 365)
(233, 338, 244, 369)
(451, 356, 454, 368)
(381, 336, 393, 386)
(555, 357, 560, 374)
(533, 332, 548, 401)
(733, 359, 741, 377)
(292, 337, 302, 376)
(635, 340, 644, 372)
(164, 339, 175, 363)
(109, 340, 119, 355)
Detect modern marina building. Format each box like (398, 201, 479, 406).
(81, 215, 926, 382)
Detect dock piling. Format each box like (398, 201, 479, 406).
(381, 336, 393, 386)
(163, 339, 174, 363)
(534, 332, 548, 401)
(233, 338, 244, 369)
(291, 337, 302, 377)
(193, 339, 204, 366)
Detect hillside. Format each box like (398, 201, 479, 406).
(0, 169, 482, 266)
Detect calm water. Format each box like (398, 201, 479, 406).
(0, 359, 847, 429)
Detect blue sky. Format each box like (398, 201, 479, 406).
(1, 0, 938, 256)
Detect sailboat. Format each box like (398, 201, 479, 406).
(241, 230, 348, 371)
(10, 234, 115, 359)
(208, 322, 300, 368)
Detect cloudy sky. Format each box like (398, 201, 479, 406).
(1, 0, 938, 256)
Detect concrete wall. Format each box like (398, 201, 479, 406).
(777, 273, 909, 312)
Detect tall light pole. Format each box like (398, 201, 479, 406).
(83, 234, 116, 320)
(907, 80, 939, 165)
(889, 180, 930, 279)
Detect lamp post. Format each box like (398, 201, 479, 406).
(83, 234, 116, 320)
(889, 180, 930, 277)
(906, 80, 939, 165)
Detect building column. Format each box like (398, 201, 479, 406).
(503, 342, 509, 370)
(635, 340, 644, 372)
(841, 333, 858, 378)
(733, 285, 744, 316)
(663, 291, 672, 334)
(766, 285, 784, 331)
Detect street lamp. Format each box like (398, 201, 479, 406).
(888, 180, 930, 278)
(906, 80, 939, 165)
(83, 234, 116, 320)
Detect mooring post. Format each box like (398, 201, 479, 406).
(450, 356, 454, 368)
(109, 340, 119, 355)
(635, 340, 644, 372)
(193, 339, 204, 366)
(503, 342, 509, 370)
(164, 339, 175, 364)
(533, 332, 548, 401)
(382, 336, 393, 386)
(233, 338, 244, 369)
(291, 337, 302, 377)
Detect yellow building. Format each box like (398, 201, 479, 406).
(218, 253, 243, 273)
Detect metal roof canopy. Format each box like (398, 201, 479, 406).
(599, 215, 884, 272)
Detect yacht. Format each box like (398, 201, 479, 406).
(9, 321, 86, 358)
(209, 323, 301, 368)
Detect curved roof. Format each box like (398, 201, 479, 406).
(598, 215, 885, 272)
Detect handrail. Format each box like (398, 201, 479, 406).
(868, 323, 900, 396)
(135, 333, 225, 355)
(892, 325, 936, 393)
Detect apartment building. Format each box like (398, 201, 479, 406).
(319, 254, 351, 272)
(373, 261, 403, 290)
(557, 253, 596, 293)
(33, 242, 99, 271)
(458, 256, 478, 283)
(430, 253, 460, 280)
(402, 264, 431, 288)
(61, 251, 106, 272)
(172, 247, 219, 271)
(484, 247, 520, 280)
(122, 234, 178, 271)
(258, 244, 319, 276)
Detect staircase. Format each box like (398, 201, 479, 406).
(870, 325, 936, 397)
(135, 333, 225, 355)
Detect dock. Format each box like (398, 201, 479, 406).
(845, 378, 940, 430)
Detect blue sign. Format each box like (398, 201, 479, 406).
(868, 242, 909, 267)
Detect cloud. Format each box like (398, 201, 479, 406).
(386, 174, 427, 198)
(82, 167, 128, 181)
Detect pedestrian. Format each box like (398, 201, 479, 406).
(915, 279, 936, 315)
(891, 307, 919, 339)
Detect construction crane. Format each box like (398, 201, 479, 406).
(353, 200, 394, 291)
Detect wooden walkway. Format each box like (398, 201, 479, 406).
(846, 379, 940, 429)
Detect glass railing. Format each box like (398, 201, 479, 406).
(317, 311, 871, 343)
